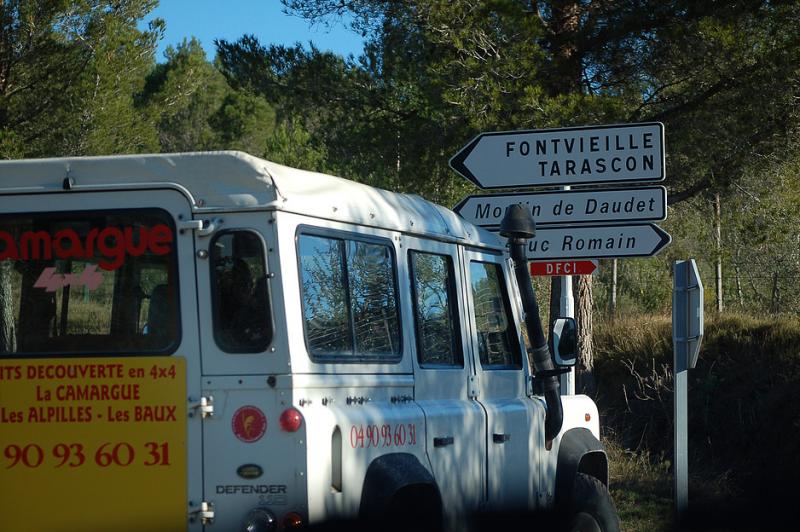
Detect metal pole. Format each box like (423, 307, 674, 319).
(673, 260, 689, 519)
(560, 185, 576, 396)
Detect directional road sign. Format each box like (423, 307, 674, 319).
(673, 259, 704, 371)
(455, 186, 667, 228)
(520, 223, 671, 260)
(450, 122, 665, 189)
(530, 260, 598, 276)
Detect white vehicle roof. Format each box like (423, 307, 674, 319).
(0, 151, 501, 248)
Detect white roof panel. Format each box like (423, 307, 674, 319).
(0, 151, 501, 248)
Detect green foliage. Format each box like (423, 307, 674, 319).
(0, 0, 163, 157)
(276, 0, 800, 203)
(263, 2, 800, 321)
(263, 121, 328, 171)
(215, 33, 475, 205)
(0, 4, 292, 160)
(139, 38, 230, 151)
(720, 152, 800, 314)
(137, 38, 279, 154)
(593, 143, 800, 319)
(209, 91, 276, 154)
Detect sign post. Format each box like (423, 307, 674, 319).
(672, 259, 704, 520)
(449, 121, 671, 401)
(559, 183, 575, 397)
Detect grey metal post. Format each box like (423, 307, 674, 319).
(560, 185, 575, 396)
(673, 259, 704, 521)
(674, 340, 689, 517)
(559, 274, 575, 395)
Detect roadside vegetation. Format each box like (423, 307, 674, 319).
(604, 438, 672, 532)
(594, 312, 800, 530)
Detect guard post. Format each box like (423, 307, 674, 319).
(672, 259, 704, 520)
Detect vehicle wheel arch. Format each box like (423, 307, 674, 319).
(358, 452, 442, 526)
(555, 428, 609, 510)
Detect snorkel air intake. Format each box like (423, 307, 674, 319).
(500, 204, 564, 442)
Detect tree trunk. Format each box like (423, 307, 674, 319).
(714, 192, 723, 313)
(609, 259, 618, 320)
(574, 274, 595, 395)
(547, 1, 584, 94)
(734, 247, 744, 308)
(770, 271, 779, 314)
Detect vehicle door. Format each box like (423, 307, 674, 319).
(192, 211, 285, 376)
(461, 248, 542, 510)
(402, 235, 486, 524)
(0, 189, 203, 531)
(192, 212, 303, 528)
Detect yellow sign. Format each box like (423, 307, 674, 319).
(0, 356, 186, 531)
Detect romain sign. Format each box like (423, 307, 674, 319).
(454, 186, 667, 228)
(520, 223, 671, 260)
(450, 122, 665, 189)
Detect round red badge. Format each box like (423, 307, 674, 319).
(231, 405, 267, 443)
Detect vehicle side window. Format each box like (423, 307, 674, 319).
(469, 261, 521, 368)
(409, 251, 462, 367)
(299, 233, 401, 361)
(211, 231, 271, 353)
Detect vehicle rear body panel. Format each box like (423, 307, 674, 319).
(0, 188, 203, 532)
(201, 375, 308, 526)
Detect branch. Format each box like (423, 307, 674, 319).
(668, 176, 710, 205)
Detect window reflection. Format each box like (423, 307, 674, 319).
(410, 252, 461, 366)
(299, 234, 400, 361)
(469, 261, 520, 367)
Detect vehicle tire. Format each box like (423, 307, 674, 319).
(565, 473, 620, 532)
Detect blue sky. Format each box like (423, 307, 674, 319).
(141, 0, 366, 62)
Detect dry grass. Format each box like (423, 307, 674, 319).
(604, 437, 673, 532)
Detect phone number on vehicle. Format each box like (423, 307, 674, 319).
(349, 423, 417, 449)
(3, 442, 171, 469)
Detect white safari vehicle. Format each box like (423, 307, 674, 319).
(0, 152, 618, 531)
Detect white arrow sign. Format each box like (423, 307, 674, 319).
(454, 186, 667, 228)
(450, 122, 665, 189)
(521, 223, 671, 260)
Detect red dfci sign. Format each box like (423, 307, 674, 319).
(530, 260, 598, 276)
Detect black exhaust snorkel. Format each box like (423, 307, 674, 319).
(500, 204, 564, 443)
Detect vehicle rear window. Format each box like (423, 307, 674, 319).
(211, 230, 272, 353)
(298, 232, 401, 362)
(0, 210, 179, 356)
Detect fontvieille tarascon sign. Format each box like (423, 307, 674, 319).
(450, 122, 665, 189)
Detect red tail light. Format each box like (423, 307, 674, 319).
(279, 408, 303, 432)
(281, 511, 304, 529)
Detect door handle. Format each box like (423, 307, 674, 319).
(493, 433, 511, 443)
(433, 436, 454, 448)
